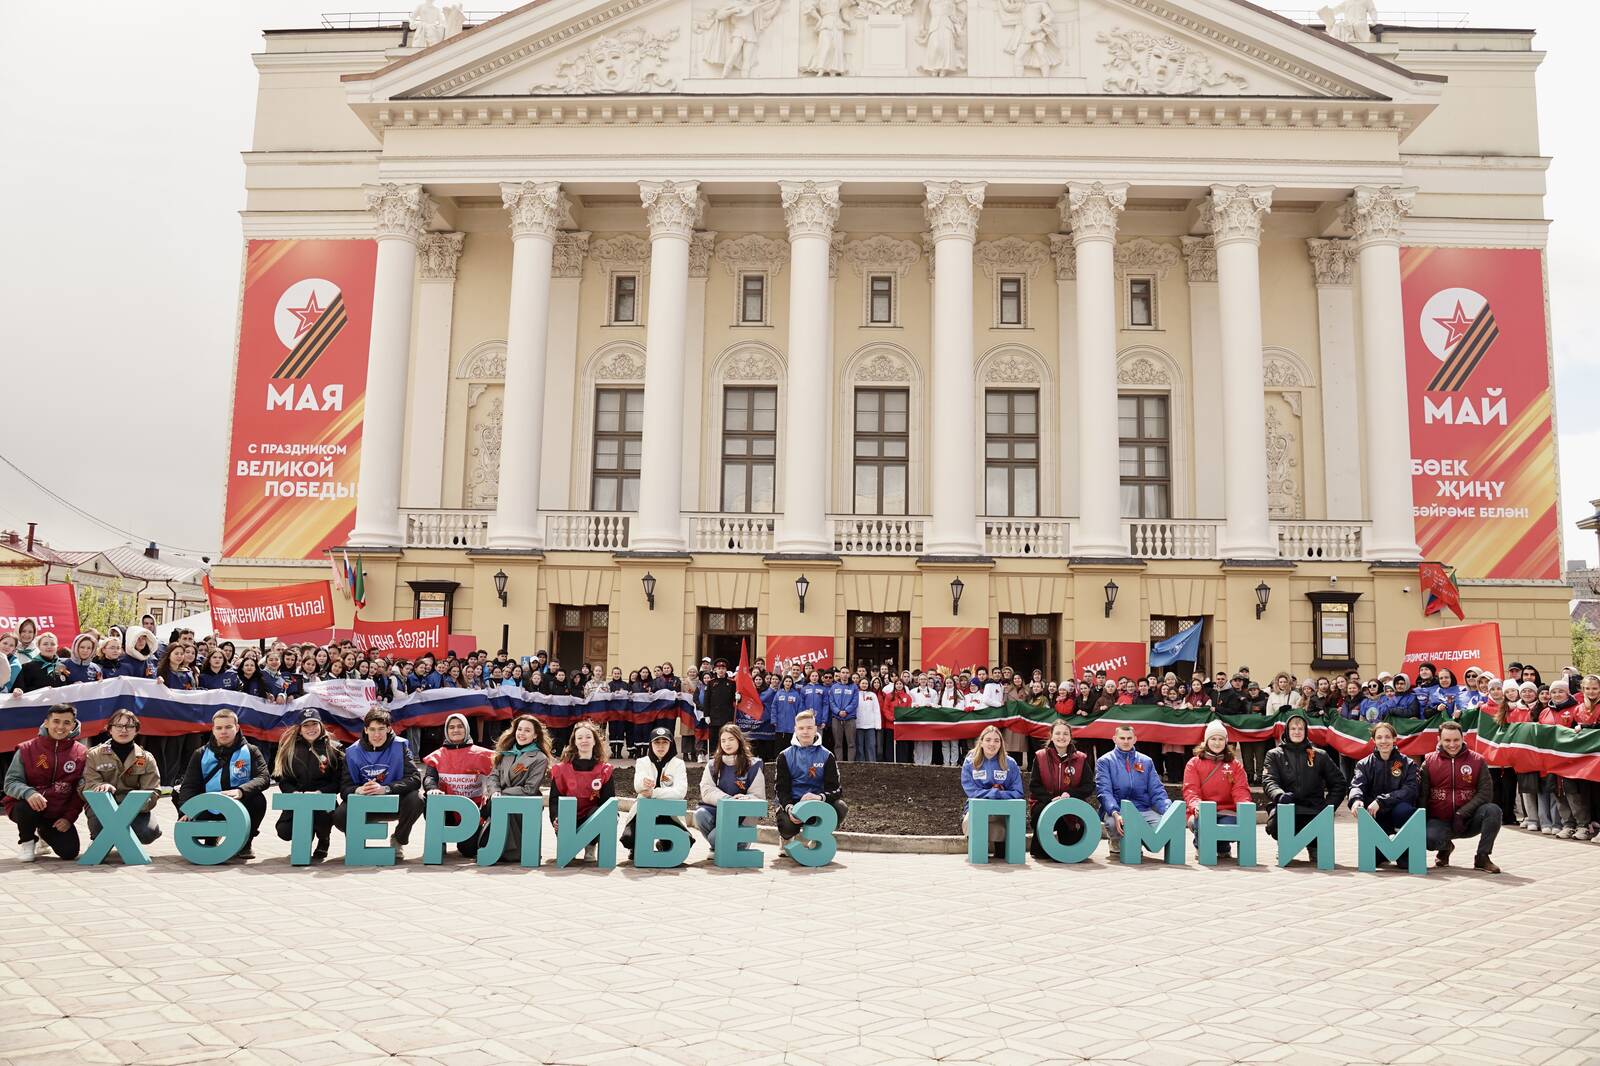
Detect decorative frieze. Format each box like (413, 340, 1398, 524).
(590, 234, 650, 273)
(696, 0, 783, 77)
(1097, 26, 1248, 94)
(1048, 233, 1075, 281)
(1305, 238, 1354, 286)
(689, 230, 717, 278)
(1114, 238, 1179, 280)
(844, 234, 921, 279)
(531, 27, 679, 93)
(553, 231, 591, 278)
(1180, 235, 1216, 283)
(417, 232, 464, 280)
(715, 233, 789, 276)
(974, 236, 1050, 280)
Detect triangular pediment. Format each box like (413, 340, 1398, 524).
(346, 0, 1441, 104)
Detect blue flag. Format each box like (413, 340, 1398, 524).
(1149, 621, 1203, 667)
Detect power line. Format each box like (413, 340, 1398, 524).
(0, 450, 214, 557)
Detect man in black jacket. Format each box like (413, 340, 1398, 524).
(701, 659, 738, 752)
(1262, 711, 1346, 863)
(176, 709, 271, 859)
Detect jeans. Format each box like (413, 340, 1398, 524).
(1369, 800, 1417, 835)
(1555, 777, 1593, 831)
(1191, 812, 1237, 856)
(1102, 806, 1163, 850)
(1515, 772, 1542, 826)
(87, 807, 161, 845)
(9, 806, 82, 859)
(855, 728, 879, 763)
(1425, 803, 1502, 858)
(830, 718, 857, 761)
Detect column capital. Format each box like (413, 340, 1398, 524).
(417, 231, 465, 280)
(501, 181, 569, 241)
(1342, 185, 1417, 249)
(688, 230, 717, 278)
(639, 179, 706, 240)
(363, 182, 433, 243)
(779, 180, 842, 240)
(553, 230, 590, 278)
(1048, 233, 1076, 280)
(1306, 237, 1355, 286)
(1204, 184, 1273, 246)
(923, 180, 986, 242)
(1180, 235, 1217, 283)
(1060, 181, 1128, 245)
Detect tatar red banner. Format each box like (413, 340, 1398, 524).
(921, 627, 988, 673)
(1400, 621, 1504, 680)
(0, 584, 80, 639)
(765, 634, 833, 674)
(351, 615, 447, 659)
(1073, 640, 1148, 681)
(206, 577, 335, 640)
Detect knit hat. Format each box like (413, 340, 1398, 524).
(1203, 718, 1229, 743)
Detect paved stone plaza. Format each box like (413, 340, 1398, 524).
(3, 802, 1599, 1066)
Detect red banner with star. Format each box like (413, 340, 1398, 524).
(1402, 247, 1560, 580)
(221, 240, 377, 559)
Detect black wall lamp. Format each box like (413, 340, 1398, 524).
(493, 569, 508, 607)
(795, 574, 810, 614)
(1255, 581, 1272, 620)
(1103, 580, 1119, 618)
(950, 576, 965, 616)
(642, 571, 657, 611)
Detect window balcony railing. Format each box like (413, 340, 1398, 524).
(402, 509, 490, 549)
(830, 515, 926, 556)
(689, 513, 776, 553)
(543, 511, 632, 551)
(983, 518, 1070, 558)
(1126, 519, 1220, 560)
(1276, 521, 1367, 562)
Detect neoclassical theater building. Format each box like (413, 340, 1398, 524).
(216, 0, 1570, 677)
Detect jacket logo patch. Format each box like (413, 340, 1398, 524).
(1390, 763, 1403, 778)
(63, 760, 77, 774)
(1461, 766, 1472, 778)
(35, 755, 49, 770)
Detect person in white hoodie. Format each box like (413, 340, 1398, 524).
(910, 674, 942, 766)
(854, 678, 883, 763)
(622, 726, 690, 857)
(695, 723, 767, 842)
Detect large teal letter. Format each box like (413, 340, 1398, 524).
(1196, 802, 1258, 867)
(782, 799, 838, 867)
(555, 797, 618, 868)
(174, 794, 249, 865)
(79, 791, 155, 866)
(345, 793, 399, 866)
(423, 794, 482, 864)
(965, 798, 1026, 865)
(1120, 801, 1186, 864)
(633, 798, 691, 869)
(271, 792, 337, 865)
(1033, 797, 1102, 864)
(1275, 803, 1335, 869)
(712, 797, 767, 869)
(1356, 807, 1427, 875)
(476, 796, 544, 867)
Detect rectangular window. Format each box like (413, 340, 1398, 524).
(1118, 393, 1170, 519)
(739, 273, 766, 324)
(998, 276, 1025, 327)
(983, 389, 1039, 517)
(592, 387, 644, 511)
(1128, 277, 1154, 328)
(853, 387, 909, 515)
(721, 386, 778, 513)
(611, 274, 638, 324)
(868, 275, 895, 325)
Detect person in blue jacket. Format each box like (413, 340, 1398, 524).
(197, 648, 240, 691)
(1357, 678, 1389, 723)
(1413, 662, 1440, 708)
(61, 635, 103, 685)
(1429, 667, 1466, 718)
(773, 711, 846, 850)
(1386, 673, 1422, 720)
(826, 671, 859, 762)
(799, 669, 830, 732)
(334, 705, 425, 860)
(770, 674, 803, 751)
(1094, 723, 1170, 860)
(961, 725, 1024, 860)
(1345, 721, 1420, 859)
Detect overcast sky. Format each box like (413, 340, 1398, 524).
(2, 1, 1595, 563)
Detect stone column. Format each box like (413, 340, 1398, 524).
(922, 180, 986, 557)
(538, 231, 589, 510)
(1062, 181, 1128, 558)
(632, 180, 704, 552)
(351, 182, 432, 548)
(1346, 185, 1421, 560)
(1181, 236, 1225, 520)
(402, 232, 463, 509)
(777, 180, 842, 554)
(1048, 234, 1079, 520)
(1307, 238, 1363, 520)
(487, 181, 567, 551)
(683, 230, 715, 511)
(1208, 184, 1277, 559)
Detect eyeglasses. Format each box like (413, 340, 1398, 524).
(109, 721, 138, 731)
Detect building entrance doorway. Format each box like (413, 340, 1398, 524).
(999, 613, 1057, 681)
(848, 611, 908, 673)
(550, 605, 609, 672)
(698, 608, 758, 669)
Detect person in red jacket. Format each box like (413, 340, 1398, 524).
(1417, 719, 1502, 873)
(3, 705, 88, 862)
(422, 712, 496, 859)
(1028, 719, 1094, 859)
(1182, 718, 1251, 859)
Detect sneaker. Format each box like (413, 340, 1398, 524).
(583, 843, 598, 862)
(1435, 845, 1453, 868)
(805, 838, 820, 850)
(1540, 826, 1556, 835)
(236, 845, 255, 860)
(35, 838, 53, 857)
(312, 840, 330, 861)
(1556, 827, 1575, 840)
(1520, 820, 1538, 831)
(1576, 828, 1593, 842)
(18, 841, 36, 863)
(392, 844, 406, 862)
(1474, 855, 1501, 874)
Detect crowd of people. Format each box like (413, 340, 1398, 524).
(3, 614, 1596, 869)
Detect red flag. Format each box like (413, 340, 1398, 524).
(734, 639, 765, 720)
(1419, 562, 1464, 620)
(205, 576, 334, 639)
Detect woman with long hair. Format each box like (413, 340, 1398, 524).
(478, 714, 551, 864)
(961, 724, 1023, 860)
(546, 718, 614, 861)
(1028, 718, 1094, 860)
(694, 723, 764, 845)
(273, 710, 344, 860)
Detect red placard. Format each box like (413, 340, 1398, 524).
(765, 634, 834, 674)
(222, 239, 378, 560)
(921, 627, 989, 673)
(1400, 622, 1504, 680)
(351, 615, 447, 659)
(1402, 247, 1560, 580)
(0, 584, 80, 639)
(1073, 640, 1148, 681)
(206, 578, 334, 640)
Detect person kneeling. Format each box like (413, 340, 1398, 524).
(1262, 712, 1345, 865)
(623, 726, 690, 856)
(1095, 724, 1169, 861)
(335, 706, 424, 860)
(693, 724, 764, 848)
(177, 709, 269, 859)
(1346, 721, 1419, 867)
(1418, 719, 1502, 873)
(274, 709, 344, 861)
(422, 712, 494, 861)
(479, 714, 550, 864)
(962, 725, 1023, 860)
(774, 711, 846, 851)
(548, 719, 614, 862)
(82, 710, 162, 848)
(1029, 719, 1094, 860)
(4, 705, 87, 862)
(1182, 719, 1250, 860)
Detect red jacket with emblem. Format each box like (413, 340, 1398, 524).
(3, 726, 87, 822)
(1417, 745, 1492, 823)
(1182, 752, 1252, 817)
(1028, 743, 1093, 813)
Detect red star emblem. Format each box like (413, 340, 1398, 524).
(1432, 301, 1474, 352)
(287, 291, 325, 338)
